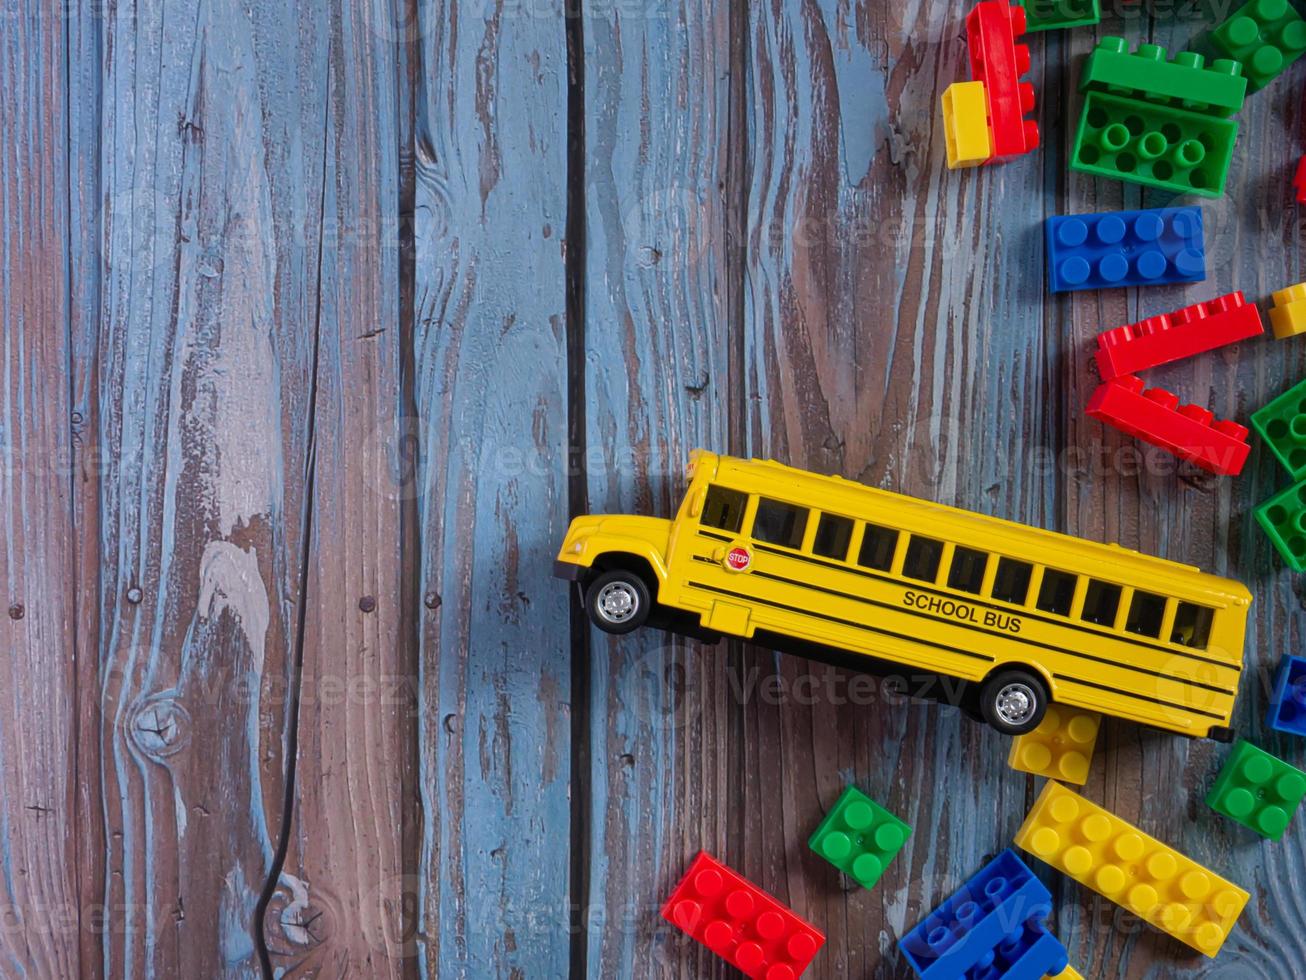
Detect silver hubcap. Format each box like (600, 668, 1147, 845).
(995, 683, 1037, 726)
(596, 581, 639, 624)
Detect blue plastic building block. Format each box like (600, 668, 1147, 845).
(900, 849, 1060, 979)
(968, 921, 1069, 980)
(1269, 655, 1306, 736)
(1045, 207, 1205, 293)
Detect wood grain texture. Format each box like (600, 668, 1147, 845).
(412, 1, 572, 975)
(0, 4, 80, 976)
(266, 0, 413, 976)
(8, 1, 1306, 977)
(580, 2, 738, 976)
(87, 0, 322, 972)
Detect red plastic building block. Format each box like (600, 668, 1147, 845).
(966, 0, 1039, 160)
(1087, 376, 1251, 475)
(1295, 154, 1306, 204)
(661, 851, 825, 979)
(1095, 291, 1264, 381)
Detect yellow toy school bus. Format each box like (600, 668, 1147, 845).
(554, 451, 1251, 739)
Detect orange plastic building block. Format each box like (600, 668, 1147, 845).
(661, 851, 825, 978)
(1014, 782, 1249, 956)
(1008, 706, 1101, 785)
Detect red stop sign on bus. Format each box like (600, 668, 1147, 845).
(725, 547, 752, 572)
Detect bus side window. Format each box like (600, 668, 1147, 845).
(752, 498, 808, 549)
(991, 558, 1033, 605)
(948, 546, 988, 594)
(1172, 602, 1215, 649)
(1125, 590, 1166, 638)
(812, 514, 854, 560)
(1081, 580, 1122, 627)
(902, 536, 944, 582)
(858, 524, 898, 571)
(1036, 570, 1077, 616)
(701, 485, 747, 533)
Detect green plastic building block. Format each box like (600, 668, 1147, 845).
(1251, 377, 1306, 480)
(1211, 0, 1306, 92)
(1256, 478, 1306, 571)
(807, 786, 911, 889)
(1081, 37, 1247, 117)
(1071, 90, 1238, 198)
(1206, 739, 1306, 839)
(1015, 0, 1100, 31)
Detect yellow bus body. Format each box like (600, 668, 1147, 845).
(556, 451, 1252, 740)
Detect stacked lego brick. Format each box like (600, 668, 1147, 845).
(1071, 37, 1247, 197)
(1088, 291, 1264, 475)
(941, 0, 1039, 169)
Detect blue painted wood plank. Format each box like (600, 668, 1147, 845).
(413, 3, 571, 977)
(267, 2, 410, 976)
(0, 4, 80, 976)
(82, 0, 337, 973)
(580, 3, 737, 976)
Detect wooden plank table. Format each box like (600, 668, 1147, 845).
(2, 0, 1304, 976)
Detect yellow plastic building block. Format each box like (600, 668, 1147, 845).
(1014, 782, 1248, 957)
(942, 81, 993, 169)
(1045, 968, 1084, 980)
(1270, 282, 1306, 339)
(1009, 706, 1101, 785)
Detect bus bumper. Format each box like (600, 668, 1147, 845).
(554, 560, 584, 581)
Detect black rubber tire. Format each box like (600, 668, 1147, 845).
(980, 669, 1049, 736)
(584, 569, 652, 635)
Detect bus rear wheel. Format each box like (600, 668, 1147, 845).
(980, 669, 1049, 736)
(585, 569, 651, 635)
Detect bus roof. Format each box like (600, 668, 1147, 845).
(694, 450, 1252, 605)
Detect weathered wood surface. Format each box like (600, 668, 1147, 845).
(0, 5, 79, 977)
(412, 1, 572, 976)
(6, 0, 1306, 977)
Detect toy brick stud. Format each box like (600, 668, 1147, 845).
(1008, 706, 1101, 785)
(1269, 283, 1306, 339)
(1206, 739, 1306, 839)
(808, 786, 911, 889)
(1268, 655, 1306, 736)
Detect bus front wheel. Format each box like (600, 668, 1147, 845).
(585, 570, 651, 635)
(980, 669, 1049, 736)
